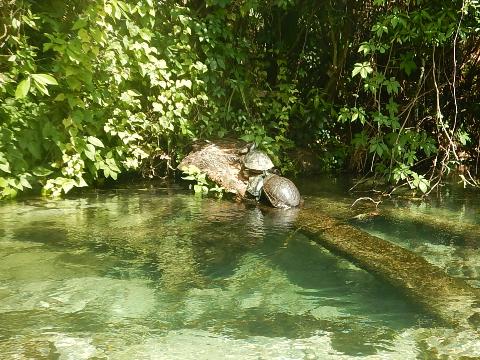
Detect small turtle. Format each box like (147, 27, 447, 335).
(263, 174, 301, 208)
(243, 144, 275, 174)
(246, 175, 264, 200)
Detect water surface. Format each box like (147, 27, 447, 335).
(0, 179, 479, 359)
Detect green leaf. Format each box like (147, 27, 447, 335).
(33, 80, 50, 96)
(372, 24, 388, 37)
(182, 175, 196, 181)
(72, 18, 88, 30)
(352, 62, 373, 79)
(358, 42, 372, 55)
(15, 78, 31, 98)
(19, 177, 32, 189)
(386, 98, 399, 115)
(87, 136, 105, 148)
(78, 28, 90, 42)
(84, 144, 96, 161)
(457, 131, 470, 145)
(106, 158, 120, 172)
(33, 167, 54, 177)
(77, 177, 88, 187)
(158, 59, 167, 69)
(62, 179, 77, 194)
(2, 187, 18, 198)
(31, 73, 58, 86)
(0, 163, 10, 173)
(418, 179, 429, 193)
(27, 141, 42, 159)
(400, 54, 417, 76)
(352, 131, 368, 148)
(384, 77, 400, 95)
(103, 167, 110, 178)
(12, 179, 23, 191)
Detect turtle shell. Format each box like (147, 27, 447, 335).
(263, 174, 301, 208)
(243, 149, 274, 172)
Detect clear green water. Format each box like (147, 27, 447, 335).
(0, 180, 479, 359)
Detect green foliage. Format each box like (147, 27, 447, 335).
(340, 0, 480, 192)
(0, 0, 306, 198)
(1, 0, 479, 198)
(181, 165, 224, 196)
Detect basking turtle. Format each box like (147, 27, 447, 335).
(246, 175, 264, 200)
(243, 144, 275, 174)
(263, 174, 301, 208)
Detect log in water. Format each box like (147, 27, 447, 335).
(177, 140, 480, 329)
(296, 206, 480, 329)
(309, 197, 480, 248)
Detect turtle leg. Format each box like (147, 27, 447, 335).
(255, 176, 264, 201)
(256, 188, 262, 201)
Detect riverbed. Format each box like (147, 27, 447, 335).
(0, 177, 479, 359)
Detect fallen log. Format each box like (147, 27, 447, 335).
(382, 207, 479, 248)
(177, 140, 480, 328)
(307, 197, 480, 248)
(178, 139, 248, 197)
(296, 206, 480, 329)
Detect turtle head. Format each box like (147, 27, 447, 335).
(239, 142, 256, 155)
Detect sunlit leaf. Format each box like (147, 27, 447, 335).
(62, 179, 76, 194)
(33, 80, 50, 96)
(84, 144, 96, 161)
(352, 62, 373, 78)
(19, 177, 32, 189)
(87, 136, 105, 148)
(32, 73, 58, 85)
(0, 163, 11, 173)
(32, 167, 54, 177)
(15, 78, 31, 98)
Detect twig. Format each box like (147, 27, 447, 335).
(432, 46, 459, 161)
(476, 137, 480, 176)
(349, 173, 371, 192)
(388, 59, 426, 175)
(452, 0, 466, 134)
(385, 181, 409, 196)
(351, 196, 381, 209)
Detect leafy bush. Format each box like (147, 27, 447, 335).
(1, 0, 479, 198)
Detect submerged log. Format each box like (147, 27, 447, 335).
(382, 207, 479, 248)
(308, 197, 480, 248)
(296, 206, 480, 329)
(178, 140, 480, 328)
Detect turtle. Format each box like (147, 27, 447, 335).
(242, 144, 275, 174)
(262, 174, 301, 208)
(246, 174, 264, 200)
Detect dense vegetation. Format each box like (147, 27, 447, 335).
(1, 0, 479, 198)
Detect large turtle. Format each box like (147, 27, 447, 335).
(262, 174, 301, 208)
(243, 144, 275, 174)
